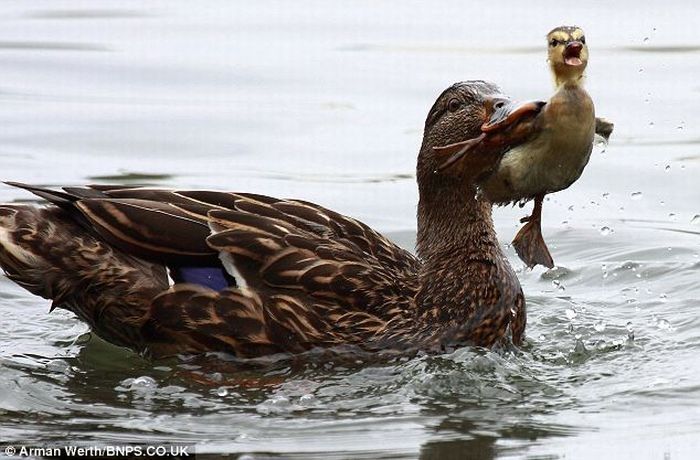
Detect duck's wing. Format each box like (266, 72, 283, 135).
(7, 182, 419, 280)
(5, 183, 419, 355)
(6, 182, 218, 262)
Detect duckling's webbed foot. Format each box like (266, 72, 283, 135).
(512, 195, 554, 269)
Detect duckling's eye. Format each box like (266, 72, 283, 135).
(447, 98, 461, 112)
(580, 36, 586, 44)
(549, 39, 559, 47)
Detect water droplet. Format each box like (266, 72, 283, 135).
(657, 318, 671, 330)
(594, 320, 606, 332)
(599, 226, 613, 236)
(552, 279, 565, 292)
(131, 376, 157, 389)
(565, 308, 577, 320)
(691, 215, 700, 225)
(217, 387, 229, 397)
(256, 396, 292, 415)
(631, 192, 643, 200)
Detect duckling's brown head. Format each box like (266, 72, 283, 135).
(547, 26, 588, 86)
(417, 80, 501, 190)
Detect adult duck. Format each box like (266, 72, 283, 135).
(435, 26, 613, 269)
(0, 81, 527, 359)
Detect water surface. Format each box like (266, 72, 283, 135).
(0, 1, 698, 458)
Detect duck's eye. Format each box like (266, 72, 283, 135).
(580, 36, 586, 44)
(447, 98, 461, 112)
(549, 39, 559, 47)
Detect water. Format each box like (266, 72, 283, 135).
(0, 1, 698, 458)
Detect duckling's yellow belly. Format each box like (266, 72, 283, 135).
(481, 86, 595, 203)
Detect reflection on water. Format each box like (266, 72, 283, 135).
(0, 1, 698, 459)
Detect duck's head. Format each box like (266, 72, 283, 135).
(417, 81, 503, 191)
(547, 26, 588, 87)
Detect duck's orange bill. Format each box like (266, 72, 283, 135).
(481, 100, 546, 133)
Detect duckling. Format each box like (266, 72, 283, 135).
(433, 26, 613, 268)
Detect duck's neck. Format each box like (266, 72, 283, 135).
(552, 69, 585, 89)
(416, 181, 496, 261)
(415, 178, 509, 328)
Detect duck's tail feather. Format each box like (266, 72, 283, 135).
(0, 205, 53, 299)
(0, 204, 168, 350)
(3, 182, 79, 208)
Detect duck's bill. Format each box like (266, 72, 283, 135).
(563, 41, 584, 66)
(481, 100, 546, 133)
(433, 135, 486, 173)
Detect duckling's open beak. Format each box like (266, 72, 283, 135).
(563, 41, 584, 66)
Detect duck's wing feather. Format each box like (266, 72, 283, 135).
(6, 183, 419, 348)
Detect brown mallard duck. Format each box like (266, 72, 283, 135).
(434, 26, 613, 269)
(0, 81, 529, 359)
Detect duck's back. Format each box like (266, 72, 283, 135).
(0, 185, 420, 357)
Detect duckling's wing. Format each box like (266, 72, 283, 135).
(594, 117, 614, 143)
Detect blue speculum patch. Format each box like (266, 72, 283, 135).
(175, 266, 230, 291)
